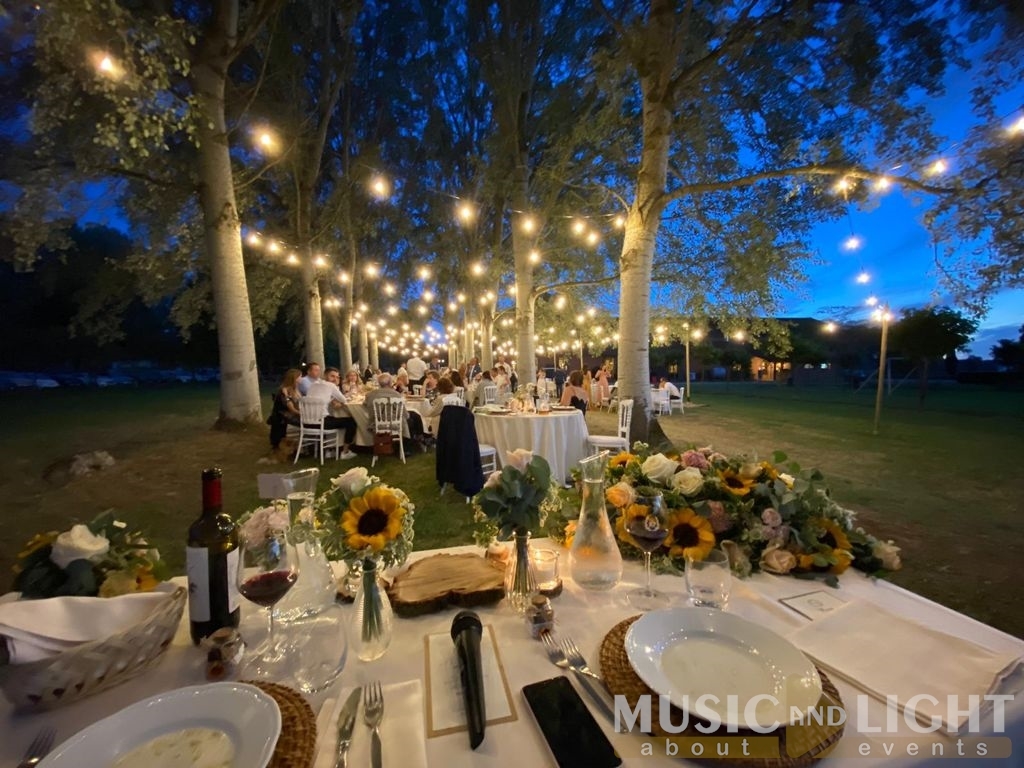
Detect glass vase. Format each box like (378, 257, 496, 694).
(504, 529, 538, 614)
(351, 558, 393, 661)
(274, 535, 337, 623)
(569, 451, 622, 590)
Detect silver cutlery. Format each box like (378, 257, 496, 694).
(561, 637, 602, 679)
(334, 686, 362, 768)
(17, 726, 55, 768)
(556, 636, 617, 723)
(363, 681, 384, 768)
(540, 632, 602, 681)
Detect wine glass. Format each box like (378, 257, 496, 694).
(626, 494, 671, 611)
(237, 530, 299, 680)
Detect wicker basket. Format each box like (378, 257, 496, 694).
(0, 586, 187, 712)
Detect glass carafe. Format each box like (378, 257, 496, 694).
(568, 451, 622, 590)
(274, 469, 338, 623)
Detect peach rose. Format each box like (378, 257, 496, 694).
(605, 481, 636, 509)
(760, 544, 797, 575)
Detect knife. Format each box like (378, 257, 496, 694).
(334, 687, 362, 768)
(566, 669, 617, 724)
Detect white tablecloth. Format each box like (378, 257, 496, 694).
(340, 401, 413, 447)
(474, 411, 589, 483)
(3, 547, 1022, 767)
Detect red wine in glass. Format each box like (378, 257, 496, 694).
(240, 570, 298, 607)
(627, 517, 669, 553)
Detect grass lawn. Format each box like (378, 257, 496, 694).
(1, 381, 1021, 638)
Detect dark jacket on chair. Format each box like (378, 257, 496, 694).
(435, 405, 485, 497)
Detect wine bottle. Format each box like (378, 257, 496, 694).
(187, 468, 240, 644)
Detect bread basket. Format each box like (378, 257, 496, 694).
(0, 586, 186, 712)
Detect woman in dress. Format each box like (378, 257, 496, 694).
(268, 368, 302, 455)
(560, 370, 590, 413)
(595, 364, 611, 407)
(342, 369, 362, 397)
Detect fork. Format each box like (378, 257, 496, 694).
(561, 636, 602, 679)
(540, 632, 602, 681)
(17, 726, 55, 768)
(363, 681, 384, 768)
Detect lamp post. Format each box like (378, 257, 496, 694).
(682, 323, 702, 403)
(871, 306, 893, 436)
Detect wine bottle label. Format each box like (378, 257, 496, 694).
(187, 546, 241, 621)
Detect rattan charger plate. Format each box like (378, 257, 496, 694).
(599, 616, 844, 767)
(246, 681, 317, 768)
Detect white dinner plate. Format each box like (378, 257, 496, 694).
(40, 683, 281, 768)
(624, 608, 822, 730)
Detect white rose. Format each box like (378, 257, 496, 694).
(505, 449, 533, 473)
(50, 524, 110, 569)
(872, 540, 902, 570)
(778, 473, 795, 488)
(641, 454, 679, 485)
(331, 467, 371, 497)
(670, 466, 704, 495)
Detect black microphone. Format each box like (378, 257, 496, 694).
(451, 609, 486, 748)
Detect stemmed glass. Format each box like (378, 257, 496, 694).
(626, 493, 671, 611)
(236, 530, 299, 680)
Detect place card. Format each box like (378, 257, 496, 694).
(423, 624, 518, 737)
(779, 589, 847, 621)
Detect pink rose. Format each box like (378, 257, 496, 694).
(761, 508, 782, 527)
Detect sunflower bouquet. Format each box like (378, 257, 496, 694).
(561, 443, 900, 586)
(316, 467, 415, 569)
(13, 510, 169, 599)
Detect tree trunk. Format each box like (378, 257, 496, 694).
(370, 336, 379, 370)
(358, 322, 369, 369)
(480, 307, 495, 370)
(340, 308, 354, 373)
(193, 0, 262, 425)
(299, 245, 325, 366)
(512, 165, 537, 386)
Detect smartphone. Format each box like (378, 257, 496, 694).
(522, 677, 622, 768)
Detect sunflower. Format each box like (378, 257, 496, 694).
(609, 452, 634, 469)
(797, 547, 853, 574)
(719, 469, 753, 496)
(17, 531, 59, 560)
(665, 508, 716, 561)
(341, 487, 405, 552)
(811, 518, 851, 552)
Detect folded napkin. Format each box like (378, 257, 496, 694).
(314, 680, 427, 768)
(788, 600, 1022, 731)
(0, 587, 174, 665)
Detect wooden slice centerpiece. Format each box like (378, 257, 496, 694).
(387, 553, 506, 617)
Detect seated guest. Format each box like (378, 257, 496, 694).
(659, 377, 682, 402)
(423, 370, 440, 400)
(449, 369, 465, 390)
(394, 371, 411, 394)
(297, 362, 322, 396)
(362, 365, 376, 383)
(367, 373, 426, 447)
(341, 369, 363, 397)
(560, 370, 590, 413)
(306, 366, 357, 460)
(268, 368, 301, 456)
(469, 370, 494, 407)
(425, 377, 458, 419)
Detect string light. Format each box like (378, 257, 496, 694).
(866, 296, 879, 307)
(457, 202, 475, 222)
(1008, 116, 1024, 135)
(612, 215, 625, 229)
(856, 271, 871, 284)
(842, 235, 862, 251)
(520, 215, 537, 234)
(927, 159, 948, 175)
(313, 255, 326, 268)
(528, 249, 541, 264)
(586, 231, 600, 246)
(287, 254, 299, 265)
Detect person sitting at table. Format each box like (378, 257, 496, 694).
(268, 368, 301, 458)
(341, 369, 362, 397)
(306, 367, 357, 460)
(469, 370, 493, 407)
(367, 372, 428, 450)
(297, 361, 322, 396)
(560, 369, 590, 414)
(423, 370, 440, 400)
(394, 371, 411, 394)
(449, 369, 465, 389)
(659, 377, 682, 403)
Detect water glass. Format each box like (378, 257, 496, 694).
(685, 548, 732, 609)
(531, 547, 560, 592)
(287, 492, 315, 526)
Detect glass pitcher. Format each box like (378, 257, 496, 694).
(568, 451, 622, 590)
(274, 468, 338, 623)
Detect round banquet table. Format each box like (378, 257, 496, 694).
(474, 409, 589, 483)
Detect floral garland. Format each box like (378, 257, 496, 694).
(557, 443, 900, 586)
(13, 510, 169, 598)
(316, 467, 415, 569)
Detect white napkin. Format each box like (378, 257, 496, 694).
(787, 600, 1022, 731)
(0, 588, 174, 665)
(314, 680, 427, 768)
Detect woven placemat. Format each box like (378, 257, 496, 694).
(246, 681, 317, 768)
(599, 616, 844, 767)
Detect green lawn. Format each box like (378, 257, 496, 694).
(1, 381, 1021, 637)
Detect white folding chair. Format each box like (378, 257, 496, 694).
(371, 397, 407, 467)
(442, 393, 463, 406)
(482, 384, 497, 404)
(479, 443, 497, 475)
(295, 399, 340, 465)
(587, 398, 633, 455)
(651, 388, 671, 416)
(453, 386, 466, 405)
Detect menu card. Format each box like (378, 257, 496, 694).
(423, 624, 518, 737)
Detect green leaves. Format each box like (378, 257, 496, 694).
(473, 454, 554, 538)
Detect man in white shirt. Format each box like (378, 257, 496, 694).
(297, 362, 321, 396)
(306, 367, 357, 459)
(406, 355, 428, 386)
(659, 377, 682, 402)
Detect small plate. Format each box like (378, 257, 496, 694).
(40, 683, 281, 767)
(624, 608, 821, 730)
(550, 406, 576, 411)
